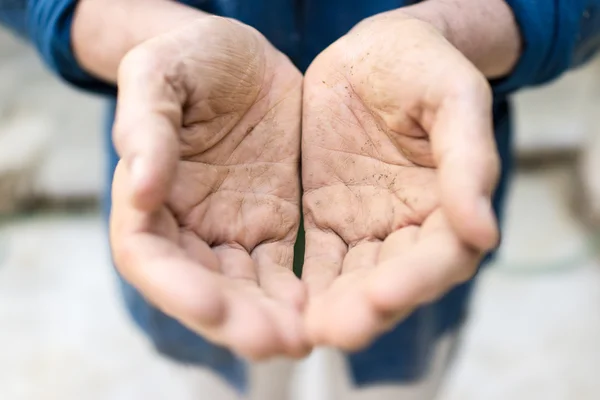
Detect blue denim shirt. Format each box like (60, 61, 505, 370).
(2, 0, 599, 393)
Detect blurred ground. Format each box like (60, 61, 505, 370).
(2, 27, 600, 400)
(2, 167, 599, 400)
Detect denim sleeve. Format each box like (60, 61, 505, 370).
(0, 0, 28, 37)
(494, 0, 600, 97)
(0, 0, 116, 95)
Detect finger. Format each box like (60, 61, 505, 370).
(218, 287, 290, 360)
(366, 212, 480, 314)
(215, 269, 308, 360)
(179, 230, 221, 272)
(431, 78, 500, 252)
(115, 233, 295, 360)
(301, 228, 347, 296)
(259, 298, 312, 359)
(304, 271, 396, 351)
(113, 50, 183, 212)
(310, 227, 420, 350)
(111, 166, 292, 360)
(342, 241, 381, 273)
(111, 162, 225, 327)
(213, 244, 258, 283)
(306, 238, 380, 349)
(377, 225, 419, 264)
(214, 245, 308, 358)
(113, 232, 227, 329)
(253, 241, 307, 311)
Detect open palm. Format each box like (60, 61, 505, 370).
(301, 16, 500, 350)
(110, 17, 307, 359)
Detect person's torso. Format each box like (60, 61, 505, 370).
(178, 0, 421, 70)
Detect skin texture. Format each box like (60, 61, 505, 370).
(72, 0, 522, 358)
(73, 0, 209, 82)
(109, 17, 309, 360)
(301, 14, 501, 350)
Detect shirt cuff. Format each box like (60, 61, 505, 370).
(27, 0, 116, 96)
(492, 0, 587, 98)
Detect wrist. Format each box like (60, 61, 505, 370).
(398, 0, 522, 79)
(72, 0, 207, 83)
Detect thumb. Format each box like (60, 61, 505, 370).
(113, 50, 183, 212)
(431, 82, 500, 252)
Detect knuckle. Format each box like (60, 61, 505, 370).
(200, 14, 235, 31)
(118, 47, 165, 82)
(448, 67, 492, 106)
(118, 47, 184, 102)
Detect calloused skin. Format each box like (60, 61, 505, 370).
(109, 17, 309, 360)
(301, 14, 500, 350)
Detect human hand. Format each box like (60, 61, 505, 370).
(301, 13, 500, 350)
(109, 16, 308, 360)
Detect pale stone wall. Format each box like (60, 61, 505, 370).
(0, 28, 104, 212)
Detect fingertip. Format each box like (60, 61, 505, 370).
(365, 257, 428, 314)
(128, 157, 171, 212)
(280, 315, 313, 359)
(290, 346, 314, 360)
(365, 276, 414, 330)
(306, 289, 382, 352)
(365, 268, 407, 313)
(439, 167, 499, 252)
(264, 293, 312, 358)
(449, 196, 499, 252)
(365, 275, 389, 310)
(325, 294, 380, 352)
(228, 312, 283, 361)
(304, 298, 328, 346)
(475, 197, 500, 250)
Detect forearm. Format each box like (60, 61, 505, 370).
(399, 0, 522, 79)
(72, 0, 207, 83)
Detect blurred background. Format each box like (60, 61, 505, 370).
(2, 25, 600, 400)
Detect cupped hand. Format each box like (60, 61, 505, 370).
(109, 16, 309, 360)
(301, 14, 500, 350)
